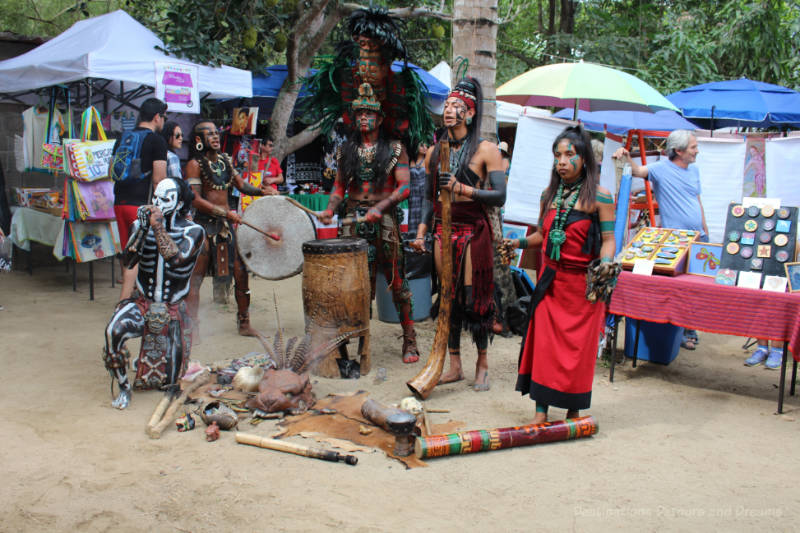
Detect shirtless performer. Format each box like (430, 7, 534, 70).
(318, 83, 420, 364)
(184, 120, 275, 337)
(103, 178, 205, 409)
(410, 77, 506, 391)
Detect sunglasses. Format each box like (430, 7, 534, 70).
(174, 133, 183, 139)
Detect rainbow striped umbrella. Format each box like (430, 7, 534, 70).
(497, 62, 678, 118)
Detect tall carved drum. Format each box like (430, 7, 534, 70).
(301, 238, 371, 378)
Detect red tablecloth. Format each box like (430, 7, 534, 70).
(609, 271, 800, 360)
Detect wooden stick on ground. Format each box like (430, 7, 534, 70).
(146, 394, 172, 432)
(147, 370, 211, 439)
(235, 432, 358, 465)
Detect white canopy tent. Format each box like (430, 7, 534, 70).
(0, 10, 251, 102)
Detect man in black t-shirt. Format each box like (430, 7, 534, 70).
(113, 98, 168, 300)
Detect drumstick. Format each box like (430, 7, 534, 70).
(240, 220, 281, 242)
(284, 197, 365, 225)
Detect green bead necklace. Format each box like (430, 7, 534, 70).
(548, 179, 583, 261)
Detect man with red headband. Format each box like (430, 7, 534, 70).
(410, 77, 506, 392)
(319, 83, 420, 365)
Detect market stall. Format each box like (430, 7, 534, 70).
(0, 10, 252, 298)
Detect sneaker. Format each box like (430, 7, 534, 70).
(744, 347, 768, 367)
(765, 348, 783, 370)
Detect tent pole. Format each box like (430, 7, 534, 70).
(572, 99, 579, 121)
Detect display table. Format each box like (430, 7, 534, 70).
(9, 206, 63, 253)
(9, 206, 115, 300)
(609, 271, 800, 413)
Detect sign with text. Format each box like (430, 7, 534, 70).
(155, 62, 199, 113)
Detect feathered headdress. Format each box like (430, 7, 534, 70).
(299, 6, 433, 155)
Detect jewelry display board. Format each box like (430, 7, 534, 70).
(620, 226, 699, 276)
(720, 203, 798, 282)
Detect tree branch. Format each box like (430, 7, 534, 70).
(338, 3, 451, 21)
(284, 122, 323, 155)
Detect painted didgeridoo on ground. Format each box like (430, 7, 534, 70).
(415, 416, 597, 459)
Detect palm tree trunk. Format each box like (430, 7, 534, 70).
(452, 0, 499, 143)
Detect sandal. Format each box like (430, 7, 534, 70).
(680, 338, 696, 350)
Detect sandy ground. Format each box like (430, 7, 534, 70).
(2, 260, 800, 532)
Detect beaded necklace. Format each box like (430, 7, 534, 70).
(548, 179, 583, 261)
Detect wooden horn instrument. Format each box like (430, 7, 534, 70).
(407, 138, 453, 399)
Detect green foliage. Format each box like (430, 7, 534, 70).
(1, 0, 122, 37)
(497, 0, 800, 92)
(125, 0, 295, 71)
(643, 8, 719, 94)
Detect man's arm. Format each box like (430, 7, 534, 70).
(697, 194, 709, 238)
(148, 208, 205, 268)
(438, 142, 506, 206)
(318, 154, 348, 224)
(612, 147, 649, 179)
(368, 145, 411, 222)
(151, 160, 167, 186)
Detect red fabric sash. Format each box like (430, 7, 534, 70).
(435, 200, 495, 315)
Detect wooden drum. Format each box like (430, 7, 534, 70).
(301, 238, 371, 378)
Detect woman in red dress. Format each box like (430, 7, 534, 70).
(510, 126, 616, 424)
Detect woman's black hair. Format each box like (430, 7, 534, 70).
(161, 121, 181, 151)
(539, 125, 599, 227)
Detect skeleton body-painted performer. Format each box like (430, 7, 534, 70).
(318, 84, 419, 363)
(184, 121, 275, 337)
(103, 178, 205, 409)
(410, 77, 506, 391)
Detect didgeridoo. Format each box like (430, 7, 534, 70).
(407, 137, 452, 399)
(235, 433, 358, 465)
(415, 416, 598, 459)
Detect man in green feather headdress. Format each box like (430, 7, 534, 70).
(318, 83, 420, 365)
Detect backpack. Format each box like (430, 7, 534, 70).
(110, 129, 152, 182)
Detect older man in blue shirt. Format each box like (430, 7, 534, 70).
(614, 129, 709, 350)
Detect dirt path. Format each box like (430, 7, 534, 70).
(1, 264, 799, 532)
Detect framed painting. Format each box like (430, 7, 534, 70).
(785, 262, 800, 293)
(687, 242, 722, 277)
(502, 222, 529, 267)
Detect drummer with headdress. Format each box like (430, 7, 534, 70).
(318, 83, 420, 363)
(184, 119, 275, 338)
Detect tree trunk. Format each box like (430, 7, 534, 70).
(547, 0, 556, 35)
(452, 0, 499, 143)
(559, 0, 575, 34)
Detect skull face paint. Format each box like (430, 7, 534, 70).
(554, 139, 584, 182)
(153, 178, 181, 216)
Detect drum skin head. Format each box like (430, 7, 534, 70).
(237, 196, 316, 280)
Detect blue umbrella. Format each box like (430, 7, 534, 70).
(667, 78, 800, 129)
(252, 61, 449, 101)
(552, 108, 699, 135)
